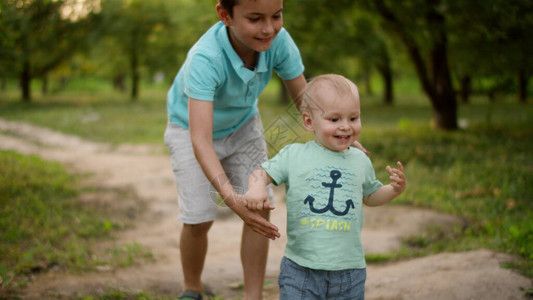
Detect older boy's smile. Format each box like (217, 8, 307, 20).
(256, 37, 273, 43)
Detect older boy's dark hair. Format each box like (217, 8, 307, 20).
(219, 0, 238, 17)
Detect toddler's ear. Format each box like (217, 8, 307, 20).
(302, 111, 314, 132)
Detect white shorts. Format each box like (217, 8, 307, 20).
(164, 114, 274, 224)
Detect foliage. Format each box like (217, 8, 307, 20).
(447, 0, 533, 87)
(88, 0, 217, 100)
(0, 0, 98, 100)
(284, 0, 397, 103)
(1, 0, 529, 107)
(97, 0, 172, 99)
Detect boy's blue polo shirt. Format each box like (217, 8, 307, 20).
(167, 21, 304, 139)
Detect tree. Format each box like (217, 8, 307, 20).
(0, 0, 96, 101)
(370, 0, 458, 130)
(345, 10, 396, 105)
(447, 0, 533, 103)
(284, 0, 396, 105)
(99, 0, 177, 101)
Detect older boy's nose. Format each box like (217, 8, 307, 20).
(262, 20, 274, 35)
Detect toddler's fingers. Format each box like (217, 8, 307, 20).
(397, 161, 404, 172)
(386, 165, 393, 175)
(263, 202, 275, 210)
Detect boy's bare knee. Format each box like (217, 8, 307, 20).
(183, 221, 213, 237)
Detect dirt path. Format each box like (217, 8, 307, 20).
(0, 118, 530, 300)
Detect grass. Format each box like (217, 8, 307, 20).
(0, 151, 154, 299)
(359, 102, 533, 273)
(0, 76, 532, 298)
(0, 81, 168, 146)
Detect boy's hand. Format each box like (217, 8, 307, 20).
(231, 198, 280, 240)
(352, 140, 370, 155)
(386, 161, 406, 194)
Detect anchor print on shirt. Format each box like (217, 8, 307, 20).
(304, 170, 355, 216)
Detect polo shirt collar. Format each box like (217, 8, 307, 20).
(216, 22, 267, 82)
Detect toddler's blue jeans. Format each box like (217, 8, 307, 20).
(278, 256, 366, 300)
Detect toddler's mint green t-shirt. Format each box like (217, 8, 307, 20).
(262, 141, 383, 270)
(167, 21, 304, 139)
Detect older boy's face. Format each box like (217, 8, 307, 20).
(305, 87, 362, 152)
(224, 0, 283, 55)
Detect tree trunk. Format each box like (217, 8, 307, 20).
(20, 60, 31, 102)
(460, 75, 471, 104)
(113, 73, 126, 92)
(377, 63, 393, 105)
(374, 0, 457, 130)
(427, 5, 457, 130)
(364, 69, 373, 96)
(432, 92, 458, 129)
(518, 69, 528, 103)
(429, 40, 457, 130)
(42, 75, 48, 95)
(130, 49, 139, 101)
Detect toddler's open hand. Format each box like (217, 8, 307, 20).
(386, 161, 406, 194)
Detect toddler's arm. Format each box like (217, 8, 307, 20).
(243, 167, 275, 211)
(364, 161, 406, 207)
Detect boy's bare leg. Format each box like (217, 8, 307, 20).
(241, 210, 270, 300)
(180, 221, 213, 292)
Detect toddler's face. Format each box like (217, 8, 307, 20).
(223, 0, 283, 54)
(303, 87, 361, 152)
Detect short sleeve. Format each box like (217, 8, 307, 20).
(362, 156, 383, 196)
(272, 29, 305, 80)
(183, 52, 221, 101)
(261, 144, 293, 186)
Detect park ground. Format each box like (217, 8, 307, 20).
(0, 118, 531, 300)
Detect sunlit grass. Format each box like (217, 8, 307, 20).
(0, 79, 168, 146)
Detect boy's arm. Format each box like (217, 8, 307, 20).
(283, 74, 306, 108)
(189, 98, 280, 239)
(244, 167, 274, 211)
(364, 161, 406, 207)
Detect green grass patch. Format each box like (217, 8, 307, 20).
(105, 242, 155, 268)
(0, 151, 153, 298)
(0, 151, 113, 293)
(362, 118, 532, 263)
(0, 83, 168, 146)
